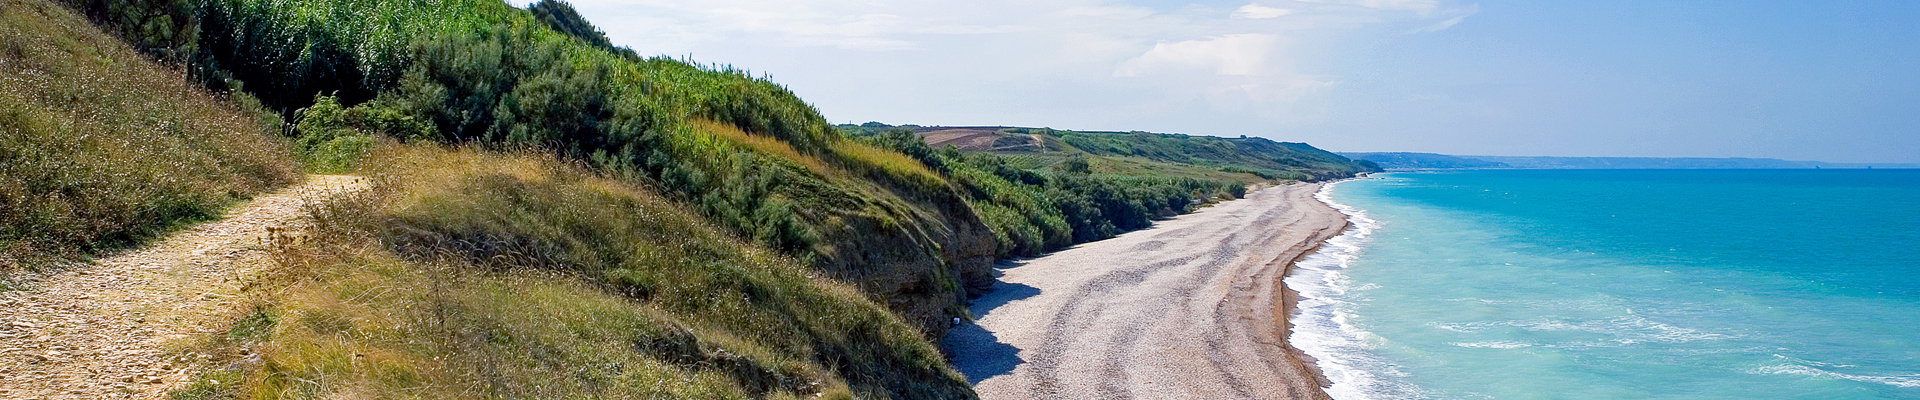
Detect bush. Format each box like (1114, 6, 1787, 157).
(290, 96, 379, 173)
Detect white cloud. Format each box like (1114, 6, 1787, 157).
(1231, 4, 1294, 19)
(1114, 34, 1281, 77)
(1409, 4, 1479, 33)
(541, 0, 1477, 134)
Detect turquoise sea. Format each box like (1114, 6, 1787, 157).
(1288, 170, 1920, 399)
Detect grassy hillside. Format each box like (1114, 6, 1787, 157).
(7, 0, 974, 397)
(174, 146, 969, 399)
(0, 0, 297, 279)
(884, 125, 1375, 181)
(842, 124, 1375, 257)
(49, 0, 997, 336)
(1039, 128, 1372, 181)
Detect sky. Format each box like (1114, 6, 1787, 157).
(530, 0, 1920, 163)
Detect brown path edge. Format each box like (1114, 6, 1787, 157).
(0, 175, 367, 400)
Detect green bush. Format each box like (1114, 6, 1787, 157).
(290, 96, 379, 173)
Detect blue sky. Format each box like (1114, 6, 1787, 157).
(543, 0, 1920, 163)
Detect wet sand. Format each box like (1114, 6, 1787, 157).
(946, 183, 1347, 400)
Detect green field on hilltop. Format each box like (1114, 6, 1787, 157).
(841, 123, 1376, 257)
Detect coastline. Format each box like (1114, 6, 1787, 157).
(947, 182, 1350, 400)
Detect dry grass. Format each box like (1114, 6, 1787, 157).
(0, 0, 297, 277)
(829, 139, 949, 192)
(172, 144, 973, 399)
(690, 119, 838, 178)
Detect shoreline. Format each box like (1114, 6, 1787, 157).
(1276, 186, 1353, 392)
(947, 182, 1350, 399)
(1270, 180, 1357, 397)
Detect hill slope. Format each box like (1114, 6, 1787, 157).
(0, 0, 297, 280)
(179, 146, 972, 399)
(890, 125, 1374, 181)
(65, 0, 998, 338)
(5, 0, 973, 398)
(839, 124, 1373, 258)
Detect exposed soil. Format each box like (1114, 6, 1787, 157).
(947, 183, 1346, 400)
(921, 128, 1009, 151)
(0, 175, 367, 399)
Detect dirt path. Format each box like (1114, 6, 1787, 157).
(946, 183, 1347, 400)
(0, 175, 367, 399)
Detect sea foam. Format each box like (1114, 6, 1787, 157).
(1752, 355, 1920, 388)
(1305, 170, 1920, 398)
(1287, 180, 1427, 400)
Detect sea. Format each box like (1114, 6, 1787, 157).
(1287, 169, 1920, 399)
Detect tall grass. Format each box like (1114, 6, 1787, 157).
(0, 0, 296, 275)
(177, 145, 972, 399)
(169, 0, 999, 334)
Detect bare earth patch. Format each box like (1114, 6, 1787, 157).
(949, 183, 1346, 400)
(0, 175, 367, 399)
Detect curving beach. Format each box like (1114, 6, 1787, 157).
(946, 182, 1349, 400)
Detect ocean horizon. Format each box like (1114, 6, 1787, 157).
(1290, 169, 1920, 399)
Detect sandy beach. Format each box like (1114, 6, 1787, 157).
(945, 182, 1349, 400)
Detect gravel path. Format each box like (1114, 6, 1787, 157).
(0, 175, 367, 399)
(948, 183, 1346, 400)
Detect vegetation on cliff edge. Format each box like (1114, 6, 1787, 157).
(173, 146, 970, 399)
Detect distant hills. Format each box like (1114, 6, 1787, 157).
(845, 124, 1378, 182)
(1341, 152, 1920, 170)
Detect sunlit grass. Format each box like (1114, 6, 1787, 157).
(829, 139, 949, 193)
(174, 145, 971, 399)
(0, 0, 297, 275)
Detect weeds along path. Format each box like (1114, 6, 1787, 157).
(0, 175, 368, 399)
(949, 183, 1346, 400)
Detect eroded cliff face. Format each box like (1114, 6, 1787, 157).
(807, 191, 998, 339)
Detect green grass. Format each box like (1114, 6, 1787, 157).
(842, 127, 1262, 257)
(168, 0, 999, 335)
(0, 0, 297, 277)
(175, 145, 972, 399)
